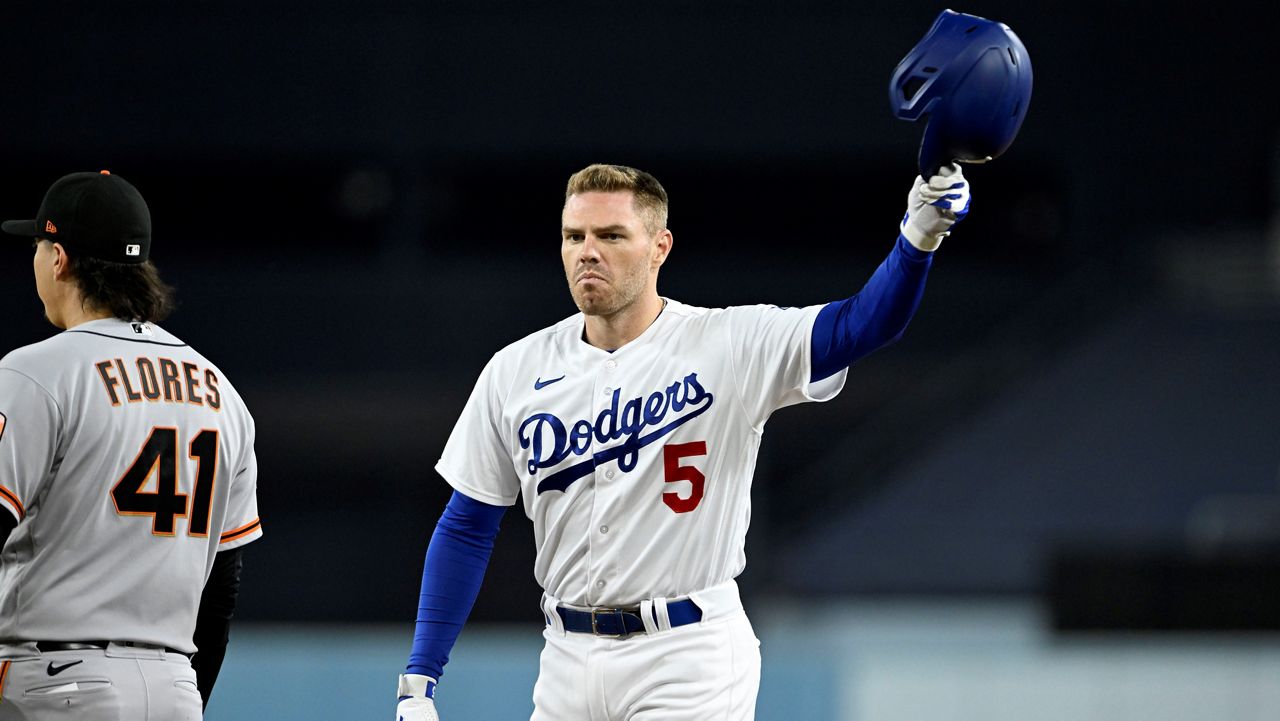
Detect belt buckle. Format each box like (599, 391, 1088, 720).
(590, 606, 639, 638)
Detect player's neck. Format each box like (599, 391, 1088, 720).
(51, 293, 114, 330)
(583, 293, 666, 351)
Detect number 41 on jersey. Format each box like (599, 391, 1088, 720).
(111, 427, 219, 537)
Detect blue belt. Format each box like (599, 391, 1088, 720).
(556, 599, 703, 638)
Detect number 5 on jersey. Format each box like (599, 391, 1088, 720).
(663, 441, 707, 513)
(111, 427, 219, 536)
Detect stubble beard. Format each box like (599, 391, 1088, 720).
(568, 266, 648, 319)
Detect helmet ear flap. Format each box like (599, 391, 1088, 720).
(918, 117, 948, 180)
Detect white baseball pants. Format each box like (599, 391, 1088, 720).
(532, 580, 760, 721)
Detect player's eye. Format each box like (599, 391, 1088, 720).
(565, 234, 584, 243)
(604, 233, 623, 241)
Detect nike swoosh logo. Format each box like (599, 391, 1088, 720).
(534, 375, 566, 390)
(47, 660, 84, 676)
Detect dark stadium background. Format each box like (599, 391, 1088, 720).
(2, 0, 1276, 637)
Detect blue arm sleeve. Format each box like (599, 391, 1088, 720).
(405, 490, 507, 679)
(810, 233, 934, 383)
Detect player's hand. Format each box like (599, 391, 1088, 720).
(900, 163, 971, 251)
(396, 674, 440, 721)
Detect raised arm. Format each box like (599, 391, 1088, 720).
(811, 164, 971, 382)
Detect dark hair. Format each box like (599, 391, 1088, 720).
(69, 255, 176, 322)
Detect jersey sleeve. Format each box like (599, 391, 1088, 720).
(435, 356, 521, 507)
(722, 304, 849, 429)
(0, 368, 61, 524)
(218, 420, 262, 550)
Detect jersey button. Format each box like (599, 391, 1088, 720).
(605, 360, 617, 371)
(603, 387, 613, 395)
(596, 580, 606, 588)
(600, 525, 609, 534)
(605, 469, 615, 480)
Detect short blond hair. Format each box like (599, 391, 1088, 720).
(565, 164, 669, 233)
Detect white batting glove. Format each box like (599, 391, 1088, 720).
(900, 163, 971, 252)
(396, 674, 440, 721)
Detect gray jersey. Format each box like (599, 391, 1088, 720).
(0, 318, 260, 652)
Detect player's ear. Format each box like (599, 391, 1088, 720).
(51, 243, 73, 280)
(652, 229, 673, 269)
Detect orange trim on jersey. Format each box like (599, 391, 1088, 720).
(0, 484, 24, 520)
(220, 518, 261, 543)
(0, 660, 10, 701)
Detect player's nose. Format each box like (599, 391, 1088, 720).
(578, 236, 603, 261)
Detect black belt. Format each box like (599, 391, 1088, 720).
(35, 641, 191, 658)
(557, 598, 703, 638)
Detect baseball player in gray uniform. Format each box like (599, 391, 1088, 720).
(395, 163, 971, 720)
(0, 171, 262, 720)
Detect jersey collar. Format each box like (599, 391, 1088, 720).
(563, 297, 675, 361)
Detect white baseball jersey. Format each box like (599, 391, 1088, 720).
(436, 299, 846, 607)
(0, 318, 261, 652)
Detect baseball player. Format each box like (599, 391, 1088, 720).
(395, 162, 970, 720)
(0, 171, 262, 720)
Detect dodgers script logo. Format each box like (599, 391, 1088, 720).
(519, 372, 714, 494)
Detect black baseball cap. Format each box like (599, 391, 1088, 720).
(2, 170, 152, 264)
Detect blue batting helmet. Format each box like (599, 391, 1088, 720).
(890, 9, 1033, 178)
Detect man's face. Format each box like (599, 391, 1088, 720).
(561, 191, 669, 317)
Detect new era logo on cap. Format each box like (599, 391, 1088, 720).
(45, 220, 57, 234)
(126, 244, 141, 256)
(0, 412, 6, 443)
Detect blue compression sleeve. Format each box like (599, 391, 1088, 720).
(406, 490, 506, 679)
(810, 234, 934, 383)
